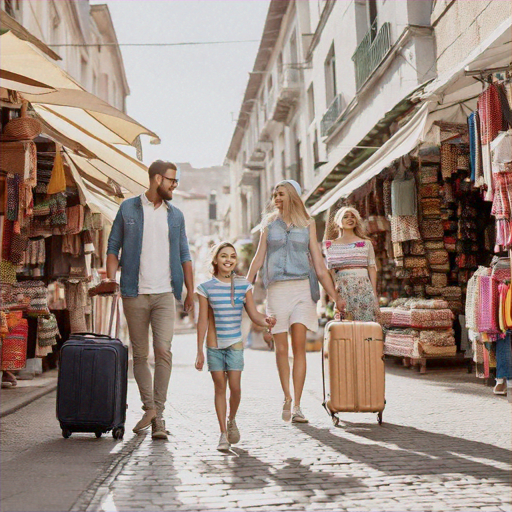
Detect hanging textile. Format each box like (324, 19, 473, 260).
(478, 83, 502, 144)
(468, 111, 483, 183)
(391, 178, 417, 216)
(47, 147, 66, 195)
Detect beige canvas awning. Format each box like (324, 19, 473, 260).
(0, 31, 159, 144)
(0, 69, 56, 95)
(63, 152, 120, 223)
(34, 104, 149, 195)
(38, 107, 185, 202)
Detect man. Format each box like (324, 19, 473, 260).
(106, 160, 193, 440)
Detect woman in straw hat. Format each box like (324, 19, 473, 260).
(247, 180, 345, 424)
(323, 206, 379, 322)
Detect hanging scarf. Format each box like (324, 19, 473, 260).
(468, 111, 483, 183)
(6, 173, 20, 222)
(478, 83, 502, 145)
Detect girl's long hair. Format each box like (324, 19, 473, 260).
(324, 206, 369, 241)
(260, 181, 310, 230)
(209, 241, 240, 307)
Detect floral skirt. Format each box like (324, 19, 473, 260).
(334, 268, 380, 323)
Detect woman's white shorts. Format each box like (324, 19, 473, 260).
(266, 279, 318, 334)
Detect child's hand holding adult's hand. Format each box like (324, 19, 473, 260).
(266, 316, 277, 328)
(195, 351, 205, 371)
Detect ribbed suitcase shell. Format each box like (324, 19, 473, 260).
(324, 321, 385, 413)
(57, 335, 128, 434)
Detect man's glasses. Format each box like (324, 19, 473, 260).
(160, 175, 179, 186)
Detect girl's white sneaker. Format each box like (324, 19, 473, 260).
(217, 433, 230, 452)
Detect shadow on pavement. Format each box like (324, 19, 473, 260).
(294, 422, 512, 484)
(224, 448, 363, 492)
(89, 435, 185, 511)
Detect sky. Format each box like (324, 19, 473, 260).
(92, 0, 270, 168)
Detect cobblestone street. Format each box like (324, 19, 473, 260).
(71, 333, 511, 512)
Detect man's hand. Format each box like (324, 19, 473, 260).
(89, 279, 119, 297)
(183, 292, 194, 314)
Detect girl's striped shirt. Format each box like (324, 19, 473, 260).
(196, 277, 253, 349)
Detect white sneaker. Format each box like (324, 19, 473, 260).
(292, 406, 309, 423)
(282, 399, 293, 422)
(217, 433, 230, 452)
(227, 419, 240, 444)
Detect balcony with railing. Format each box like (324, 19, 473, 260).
(320, 94, 345, 137)
(270, 67, 302, 123)
(352, 20, 392, 91)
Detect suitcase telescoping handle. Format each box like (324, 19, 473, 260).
(107, 293, 120, 338)
(73, 293, 120, 339)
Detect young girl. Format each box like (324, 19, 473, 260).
(195, 242, 276, 452)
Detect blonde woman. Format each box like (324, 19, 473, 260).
(247, 180, 344, 423)
(324, 207, 379, 322)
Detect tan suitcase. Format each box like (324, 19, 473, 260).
(322, 320, 385, 426)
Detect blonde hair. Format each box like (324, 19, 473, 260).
(209, 241, 237, 276)
(324, 206, 369, 241)
(260, 182, 310, 230)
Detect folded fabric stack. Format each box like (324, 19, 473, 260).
(384, 329, 417, 357)
(384, 298, 456, 358)
(408, 299, 449, 310)
(391, 308, 453, 329)
(380, 308, 393, 328)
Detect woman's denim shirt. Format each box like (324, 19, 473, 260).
(263, 218, 311, 289)
(107, 196, 191, 299)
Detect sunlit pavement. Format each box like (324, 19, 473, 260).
(72, 334, 512, 511)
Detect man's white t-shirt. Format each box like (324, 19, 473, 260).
(138, 193, 172, 294)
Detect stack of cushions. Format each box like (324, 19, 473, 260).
(382, 298, 456, 358)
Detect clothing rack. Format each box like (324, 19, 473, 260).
(464, 65, 512, 78)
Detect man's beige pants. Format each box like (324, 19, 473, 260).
(122, 292, 175, 416)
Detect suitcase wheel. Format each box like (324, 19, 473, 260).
(112, 427, 124, 440)
(62, 428, 72, 439)
(377, 411, 383, 425)
(95, 431, 103, 438)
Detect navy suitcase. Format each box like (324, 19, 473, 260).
(57, 296, 128, 439)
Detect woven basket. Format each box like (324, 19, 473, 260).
(2, 102, 41, 141)
(2, 116, 41, 141)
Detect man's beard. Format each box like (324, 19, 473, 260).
(157, 184, 173, 201)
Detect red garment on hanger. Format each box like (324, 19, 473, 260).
(478, 83, 502, 144)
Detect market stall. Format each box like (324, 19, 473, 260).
(319, 69, 512, 389)
(0, 102, 110, 384)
